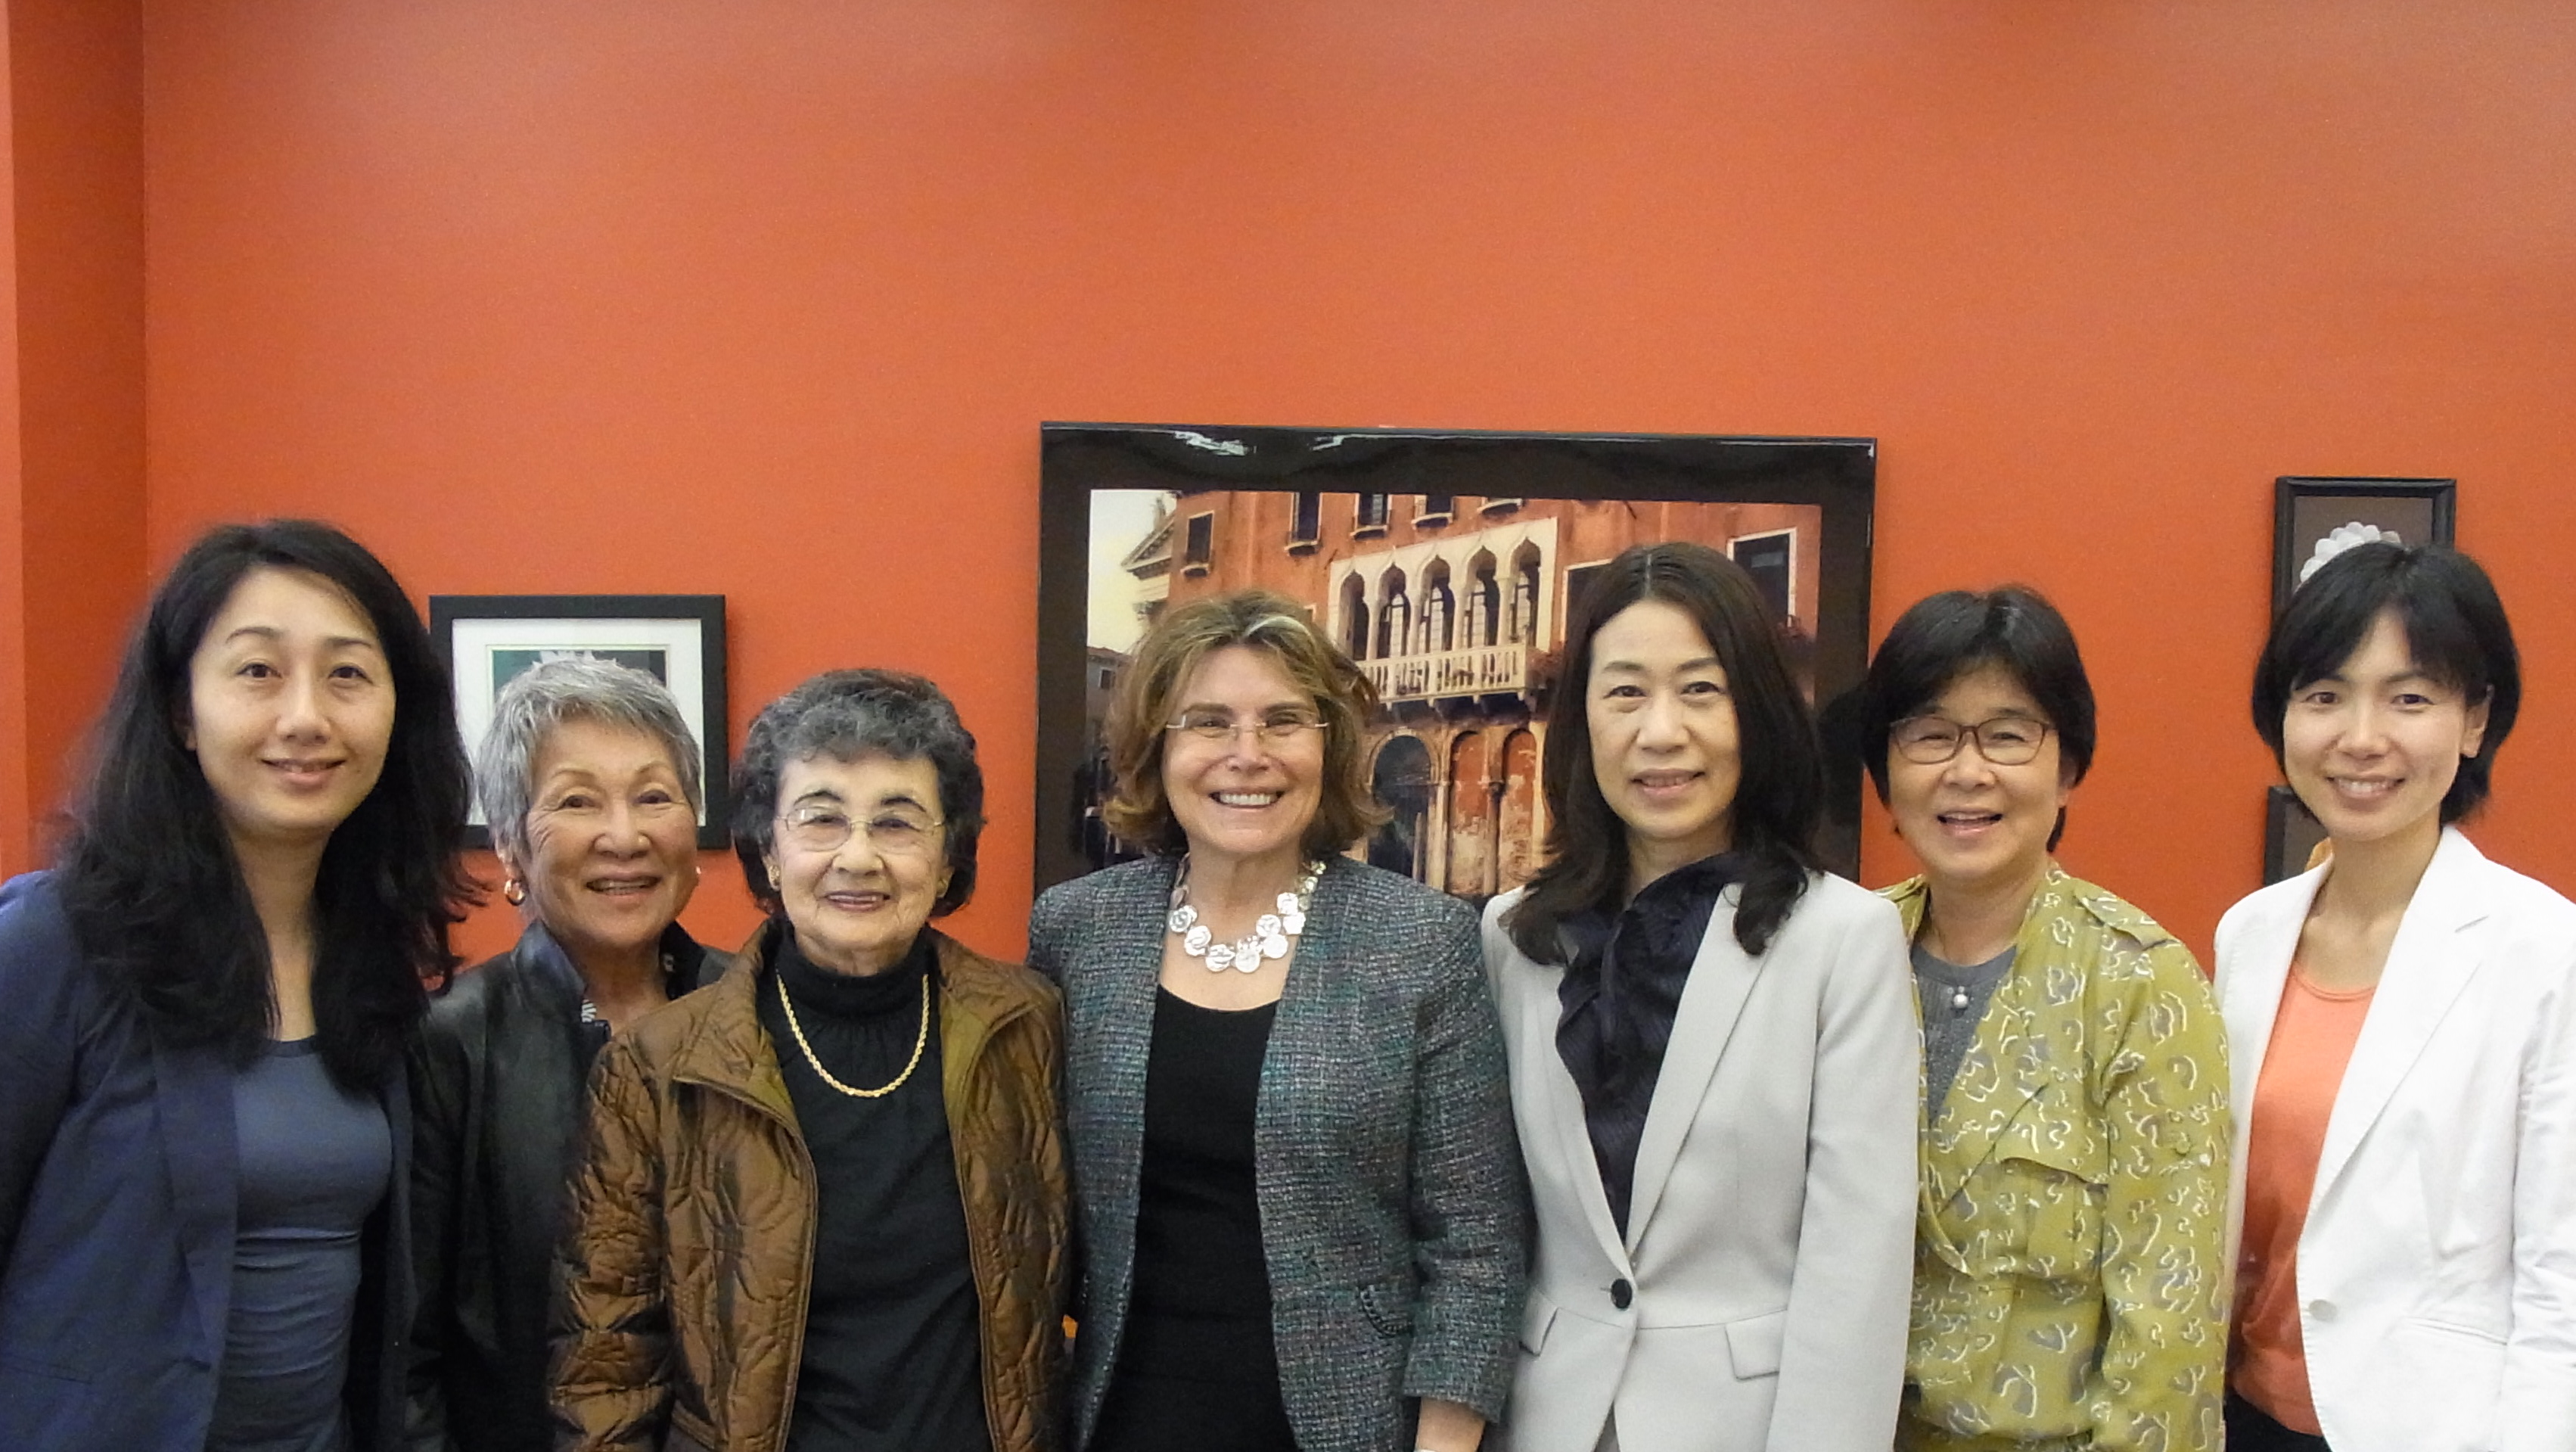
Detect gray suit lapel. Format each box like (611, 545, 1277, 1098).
(1624, 892, 1763, 1252)
(1518, 958, 1631, 1270)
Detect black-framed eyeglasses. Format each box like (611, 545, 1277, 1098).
(1164, 707, 1327, 747)
(1891, 715, 2054, 766)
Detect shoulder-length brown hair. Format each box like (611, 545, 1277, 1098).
(1102, 589, 1388, 859)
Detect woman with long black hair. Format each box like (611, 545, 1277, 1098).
(0, 519, 471, 1452)
(1481, 541, 1917, 1452)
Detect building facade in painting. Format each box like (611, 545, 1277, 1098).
(1090, 487, 1821, 903)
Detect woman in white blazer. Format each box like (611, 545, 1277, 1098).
(1481, 542, 1919, 1452)
(2217, 541, 2576, 1452)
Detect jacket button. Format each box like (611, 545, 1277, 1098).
(1610, 1278, 1633, 1310)
(2307, 1299, 2336, 1323)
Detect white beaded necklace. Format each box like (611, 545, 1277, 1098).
(1167, 857, 1325, 972)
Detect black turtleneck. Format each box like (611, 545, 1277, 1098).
(755, 926, 987, 1452)
(1555, 853, 1745, 1236)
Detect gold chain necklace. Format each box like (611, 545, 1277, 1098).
(776, 969, 930, 1099)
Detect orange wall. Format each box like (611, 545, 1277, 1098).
(58, 0, 2574, 962)
(3, 0, 146, 878)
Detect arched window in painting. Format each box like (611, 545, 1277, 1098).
(1375, 567, 1411, 661)
(1446, 731, 1493, 896)
(1422, 560, 1456, 654)
(1509, 543, 1543, 645)
(1498, 728, 1541, 889)
(1339, 573, 1370, 660)
(1368, 735, 1437, 882)
(1465, 551, 1500, 648)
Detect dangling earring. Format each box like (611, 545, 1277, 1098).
(503, 877, 527, 906)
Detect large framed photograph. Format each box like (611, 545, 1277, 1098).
(1036, 422, 1877, 900)
(2273, 475, 2456, 616)
(428, 595, 729, 848)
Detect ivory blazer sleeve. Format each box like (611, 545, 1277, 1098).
(1029, 855, 1527, 1452)
(2216, 828, 2576, 1452)
(1481, 872, 1919, 1452)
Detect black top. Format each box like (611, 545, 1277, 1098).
(1555, 853, 1744, 1235)
(408, 921, 720, 1452)
(1121, 986, 1281, 1381)
(209, 1038, 393, 1452)
(757, 928, 987, 1452)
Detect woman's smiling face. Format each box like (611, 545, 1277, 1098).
(2281, 608, 2487, 853)
(1159, 645, 1325, 878)
(1585, 599, 1741, 893)
(766, 752, 949, 976)
(1885, 662, 2069, 903)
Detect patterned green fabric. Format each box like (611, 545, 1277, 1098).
(1885, 869, 2231, 1452)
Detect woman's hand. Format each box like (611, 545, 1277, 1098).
(1415, 1396, 1486, 1451)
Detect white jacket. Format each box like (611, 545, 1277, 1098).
(2216, 828, 2576, 1452)
(1481, 874, 1917, 1452)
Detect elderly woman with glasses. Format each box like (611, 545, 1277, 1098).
(406, 658, 726, 1452)
(1852, 587, 2230, 1452)
(1028, 589, 1524, 1452)
(554, 669, 1069, 1452)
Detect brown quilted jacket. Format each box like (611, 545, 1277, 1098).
(552, 925, 1070, 1452)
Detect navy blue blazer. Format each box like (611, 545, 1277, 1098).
(0, 872, 414, 1451)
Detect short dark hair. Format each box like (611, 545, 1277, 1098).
(2252, 541, 2518, 824)
(730, 669, 984, 917)
(1100, 589, 1388, 860)
(1855, 585, 2096, 851)
(1505, 541, 1819, 962)
(55, 520, 473, 1092)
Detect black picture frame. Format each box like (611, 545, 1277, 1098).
(2264, 785, 2328, 886)
(2272, 475, 2456, 617)
(427, 594, 730, 849)
(1036, 421, 1877, 898)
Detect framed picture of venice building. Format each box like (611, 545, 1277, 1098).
(1034, 423, 1877, 901)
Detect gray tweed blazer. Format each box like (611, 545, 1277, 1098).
(1027, 854, 1527, 1452)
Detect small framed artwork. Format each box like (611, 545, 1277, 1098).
(428, 595, 729, 848)
(1035, 421, 1876, 900)
(2264, 785, 2328, 885)
(2273, 476, 2456, 616)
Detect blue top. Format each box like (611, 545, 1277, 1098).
(207, 1039, 392, 1452)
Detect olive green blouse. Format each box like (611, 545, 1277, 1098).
(1886, 867, 2232, 1452)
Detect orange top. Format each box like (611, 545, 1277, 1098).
(2231, 964, 2376, 1435)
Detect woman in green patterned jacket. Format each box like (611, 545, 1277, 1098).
(1853, 586, 2231, 1452)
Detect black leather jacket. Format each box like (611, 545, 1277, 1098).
(404, 922, 723, 1452)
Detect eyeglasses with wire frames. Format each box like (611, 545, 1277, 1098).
(776, 802, 946, 856)
(1890, 714, 2056, 766)
(1164, 706, 1328, 748)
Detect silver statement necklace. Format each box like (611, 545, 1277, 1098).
(1167, 857, 1325, 972)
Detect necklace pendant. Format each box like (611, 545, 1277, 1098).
(1205, 942, 1235, 972)
(1183, 924, 1213, 956)
(1168, 903, 1198, 934)
(1950, 987, 1971, 1013)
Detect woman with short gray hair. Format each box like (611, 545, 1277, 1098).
(555, 668, 1070, 1452)
(407, 657, 726, 1452)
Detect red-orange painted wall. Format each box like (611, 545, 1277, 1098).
(3, 0, 146, 878)
(8, 0, 2554, 962)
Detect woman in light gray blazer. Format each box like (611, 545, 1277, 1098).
(1481, 543, 1917, 1452)
(1029, 589, 1526, 1452)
